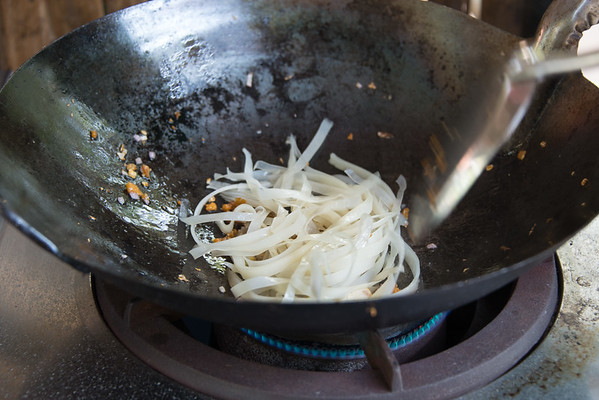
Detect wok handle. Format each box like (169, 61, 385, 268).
(535, 0, 599, 53)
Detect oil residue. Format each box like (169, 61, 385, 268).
(194, 224, 228, 274)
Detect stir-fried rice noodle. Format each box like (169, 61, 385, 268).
(182, 119, 420, 302)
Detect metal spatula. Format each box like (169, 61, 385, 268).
(408, 41, 599, 241)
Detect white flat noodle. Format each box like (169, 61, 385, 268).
(254, 160, 286, 175)
(181, 211, 257, 225)
(229, 276, 289, 298)
(191, 183, 248, 215)
(290, 118, 334, 173)
(396, 175, 407, 200)
(329, 153, 376, 181)
(184, 119, 420, 302)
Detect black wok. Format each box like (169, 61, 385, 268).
(0, 0, 598, 334)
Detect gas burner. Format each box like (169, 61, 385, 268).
(214, 312, 447, 372)
(93, 258, 558, 399)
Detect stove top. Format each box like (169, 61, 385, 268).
(1, 213, 599, 399)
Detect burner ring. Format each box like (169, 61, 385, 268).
(238, 312, 448, 360)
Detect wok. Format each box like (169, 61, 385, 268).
(0, 0, 598, 334)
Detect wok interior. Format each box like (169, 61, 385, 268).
(0, 0, 598, 305)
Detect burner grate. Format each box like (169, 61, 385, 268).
(94, 257, 558, 400)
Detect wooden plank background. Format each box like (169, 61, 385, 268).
(0, 0, 147, 70)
